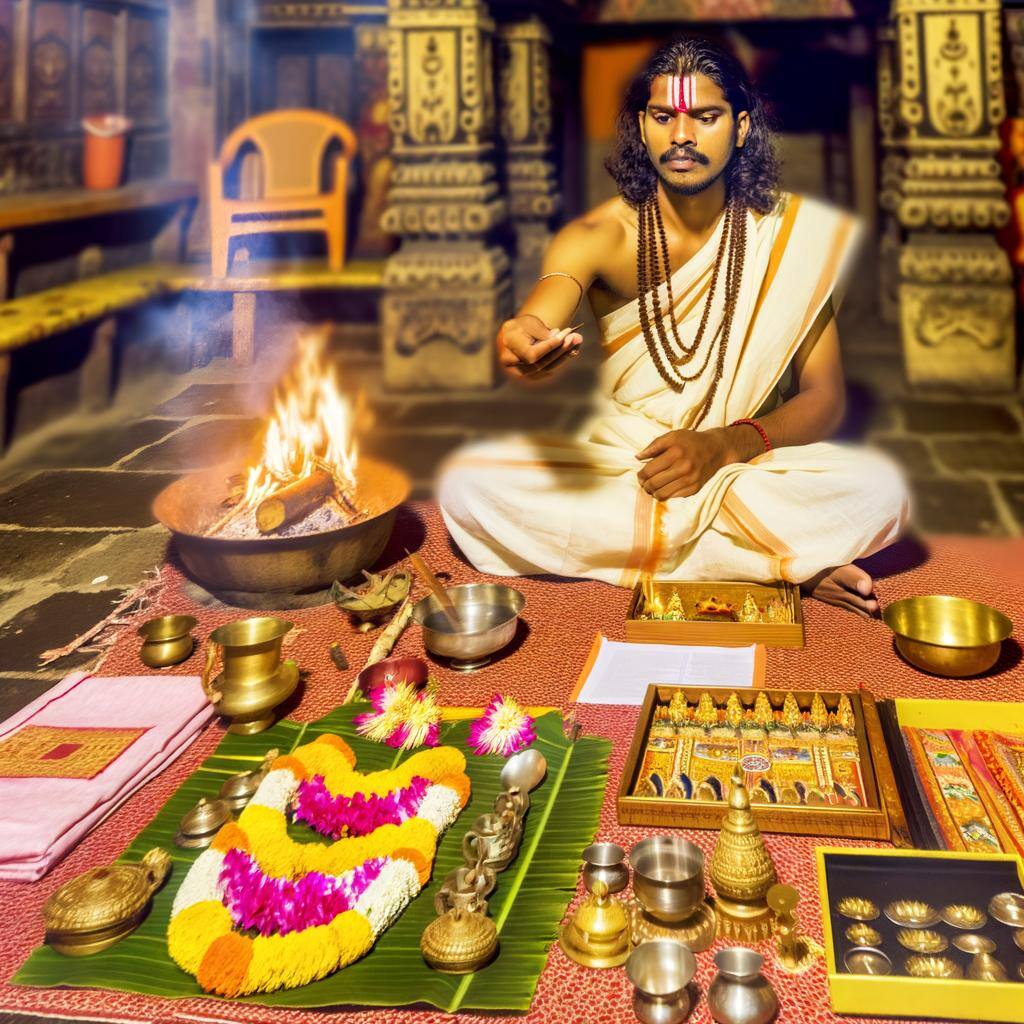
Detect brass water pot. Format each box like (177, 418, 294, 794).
(138, 615, 197, 668)
(883, 596, 1012, 678)
(201, 617, 298, 734)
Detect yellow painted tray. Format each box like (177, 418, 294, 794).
(817, 847, 1024, 1022)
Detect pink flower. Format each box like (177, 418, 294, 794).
(468, 693, 536, 757)
(293, 774, 431, 839)
(220, 849, 385, 936)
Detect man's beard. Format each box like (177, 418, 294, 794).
(651, 134, 735, 197)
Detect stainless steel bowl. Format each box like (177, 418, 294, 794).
(412, 583, 525, 671)
(629, 836, 706, 923)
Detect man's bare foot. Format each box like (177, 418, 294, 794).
(802, 564, 879, 618)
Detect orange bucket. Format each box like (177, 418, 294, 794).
(82, 115, 131, 190)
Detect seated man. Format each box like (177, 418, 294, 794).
(438, 36, 908, 616)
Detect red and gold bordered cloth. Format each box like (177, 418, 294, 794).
(0, 725, 147, 779)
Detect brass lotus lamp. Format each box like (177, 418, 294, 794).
(709, 765, 777, 942)
(43, 849, 171, 956)
(560, 879, 631, 968)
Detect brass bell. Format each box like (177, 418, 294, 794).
(421, 908, 498, 974)
(560, 879, 631, 968)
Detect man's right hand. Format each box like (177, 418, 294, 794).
(498, 315, 583, 382)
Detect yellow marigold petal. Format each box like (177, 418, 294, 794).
(198, 932, 252, 997)
(313, 733, 356, 765)
(210, 821, 249, 854)
(168, 901, 232, 975)
(329, 910, 375, 965)
(270, 754, 307, 781)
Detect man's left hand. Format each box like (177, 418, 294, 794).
(636, 428, 732, 500)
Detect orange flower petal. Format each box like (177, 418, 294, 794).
(211, 822, 249, 853)
(271, 754, 307, 781)
(198, 932, 252, 997)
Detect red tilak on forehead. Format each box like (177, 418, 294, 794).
(667, 74, 696, 113)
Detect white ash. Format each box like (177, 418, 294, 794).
(215, 502, 349, 539)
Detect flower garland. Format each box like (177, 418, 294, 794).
(354, 680, 441, 750)
(293, 774, 431, 839)
(469, 694, 536, 756)
(168, 733, 469, 996)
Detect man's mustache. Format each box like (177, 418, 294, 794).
(660, 147, 710, 166)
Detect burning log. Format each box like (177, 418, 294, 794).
(256, 469, 336, 534)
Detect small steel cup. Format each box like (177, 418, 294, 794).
(626, 940, 696, 1024)
(582, 842, 629, 895)
(630, 836, 706, 923)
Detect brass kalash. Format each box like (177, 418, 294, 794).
(152, 333, 409, 608)
(201, 617, 297, 733)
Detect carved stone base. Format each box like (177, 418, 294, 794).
(711, 895, 774, 944)
(898, 237, 1015, 392)
(382, 244, 512, 391)
(510, 221, 551, 310)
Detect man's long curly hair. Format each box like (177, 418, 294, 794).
(606, 36, 780, 214)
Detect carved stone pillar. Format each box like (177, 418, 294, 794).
(890, 0, 1014, 391)
(497, 18, 560, 308)
(381, 0, 511, 391)
(876, 22, 902, 324)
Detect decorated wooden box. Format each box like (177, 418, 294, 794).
(617, 685, 904, 840)
(817, 847, 1024, 1022)
(625, 579, 804, 649)
(877, 697, 1024, 856)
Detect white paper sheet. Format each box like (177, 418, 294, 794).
(575, 635, 758, 706)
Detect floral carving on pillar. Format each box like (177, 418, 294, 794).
(890, 0, 1014, 392)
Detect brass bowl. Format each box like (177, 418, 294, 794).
(629, 836, 706, 924)
(904, 955, 962, 979)
(837, 896, 880, 922)
(897, 929, 947, 954)
(940, 904, 987, 930)
(845, 923, 883, 947)
(989, 892, 1024, 927)
(967, 953, 1007, 982)
(884, 900, 940, 928)
(175, 797, 232, 849)
(356, 656, 430, 695)
(844, 947, 891, 976)
(883, 596, 1012, 678)
(137, 615, 197, 668)
(953, 933, 996, 955)
(412, 583, 525, 672)
(1014, 929, 1024, 953)
(152, 458, 410, 604)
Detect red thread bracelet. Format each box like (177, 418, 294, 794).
(730, 418, 772, 453)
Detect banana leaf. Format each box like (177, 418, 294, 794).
(13, 708, 609, 1013)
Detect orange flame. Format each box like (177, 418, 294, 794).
(241, 334, 358, 509)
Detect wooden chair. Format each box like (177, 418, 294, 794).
(208, 109, 357, 278)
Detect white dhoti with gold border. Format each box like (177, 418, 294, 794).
(438, 193, 910, 588)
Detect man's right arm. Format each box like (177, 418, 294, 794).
(497, 217, 610, 382)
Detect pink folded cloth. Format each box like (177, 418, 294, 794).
(0, 671, 215, 881)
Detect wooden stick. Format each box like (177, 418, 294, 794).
(256, 469, 334, 533)
(344, 596, 413, 703)
(406, 548, 461, 631)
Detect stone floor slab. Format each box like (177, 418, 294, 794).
(0, 675, 59, 719)
(0, 530, 108, 583)
(0, 471, 177, 529)
(910, 479, 1005, 536)
(872, 437, 938, 478)
(30, 419, 183, 469)
(0, 589, 122, 672)
(119, 418, 262, 471)
(933, 440, 1024, 477)
(902, 400, 1020, 436)
(154, 382, 270, 418)
(997, 481, 1024, 533)
(57, 529, 169, 589)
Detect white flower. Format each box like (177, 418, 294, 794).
(246, 768, 298, 813)
(171, 848, 226, 917)
(417, 785, 461, 833)
(355, 859, 420, 935)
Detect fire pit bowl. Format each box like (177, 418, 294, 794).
(153, 457, 410, 605)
